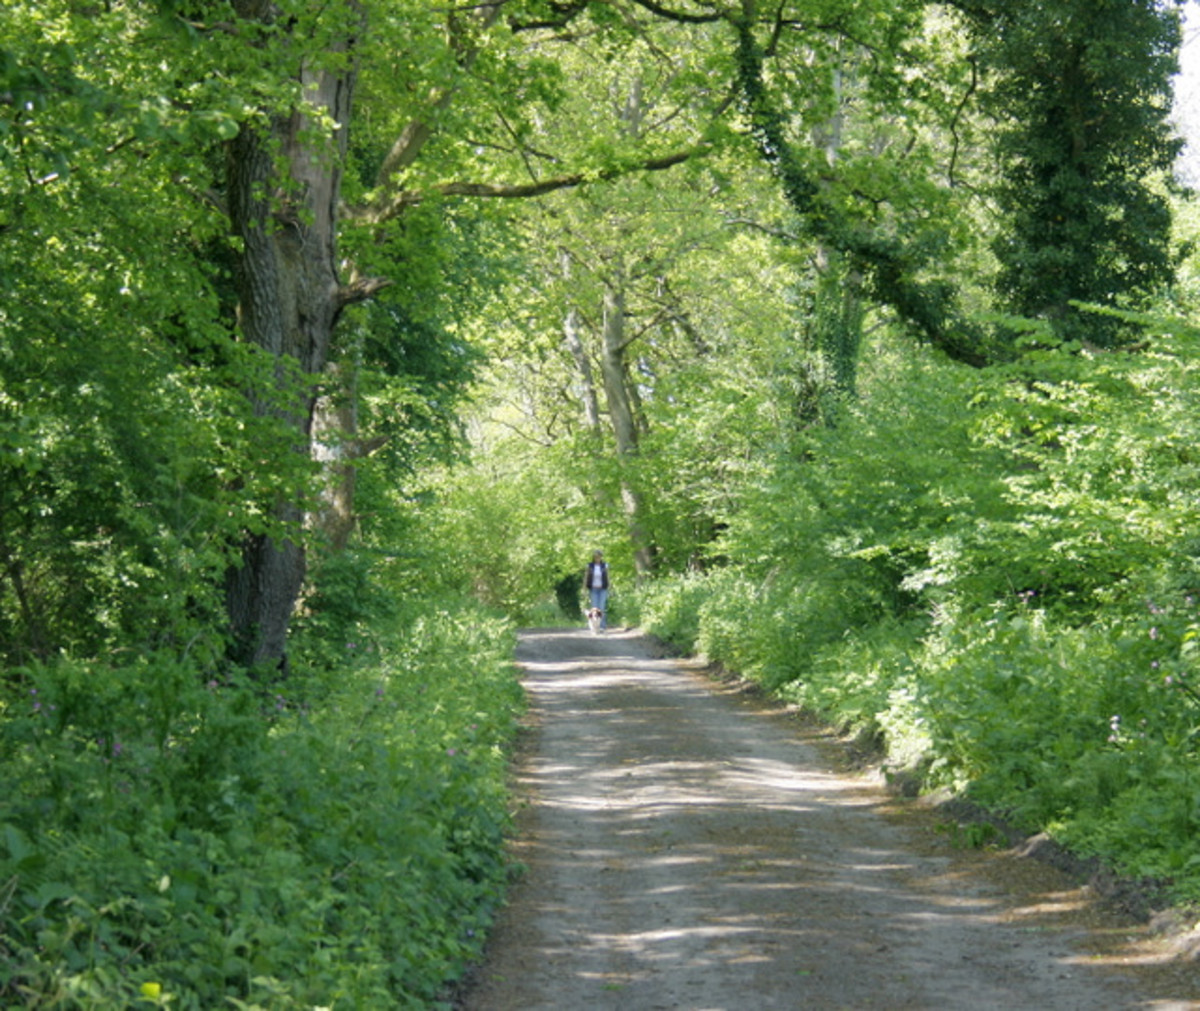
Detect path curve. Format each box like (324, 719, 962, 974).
(457, 628, 1198, 1010)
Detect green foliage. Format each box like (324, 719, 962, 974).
(966, 0, 1182, 344)
(732, 6, 997, 367)
(0, 0, 333, 664)
(406, 432, 624, 623)
(915, 595, 1200, 886)
(0, 596, 523, 1008)
(0, 297, 316, 662)
(632, 573, 709, 653)
(638, 311, 1200, 896)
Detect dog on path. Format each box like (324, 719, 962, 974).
(587, 608, 605, 634)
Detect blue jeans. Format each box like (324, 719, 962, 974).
(589, 588, 608, 628)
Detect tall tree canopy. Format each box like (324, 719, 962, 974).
(956, 0, 1183, 345)
(0, 0, 1185, 667)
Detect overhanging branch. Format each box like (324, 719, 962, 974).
(627, 0, 723, 24)
(733, 14, 992, 368)
(357, 146, 705, 226)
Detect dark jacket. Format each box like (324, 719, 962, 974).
(584, 561, 609, 591)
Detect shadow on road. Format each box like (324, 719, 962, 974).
(457, 628, 1198, 1011)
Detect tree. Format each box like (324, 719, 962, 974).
(955, 0, 1183, 345)
(218, 0, 730, 663)
(4, 0, 1184, 668)
(0, 1, 295, 665)
(411, 1, 998, 593)
(729, 2, 1001, 367)
(0, 0, 497, 667)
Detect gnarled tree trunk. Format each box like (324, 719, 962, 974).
(223, 14, 358, 671)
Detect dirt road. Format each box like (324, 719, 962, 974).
(457, 627, 1200, 1010)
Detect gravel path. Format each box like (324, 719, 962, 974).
(457, 627, 1199, 1010)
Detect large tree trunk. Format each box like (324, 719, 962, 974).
(223, 16, 357, 671)
(564, 306, 602, 432)
(599, 279, 654, 580)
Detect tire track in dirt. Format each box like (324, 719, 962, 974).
(457, 628, 1200, 1010)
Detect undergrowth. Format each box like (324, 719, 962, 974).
(0, 576, 523, 1009)
(634, 324, 1200, 904)
(637, 570, 1200, 901)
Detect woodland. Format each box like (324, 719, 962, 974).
(2, 0, 1200, 1006)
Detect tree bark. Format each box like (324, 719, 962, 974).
(599, 278, 654, 580)
(565, 306, 602, 433)
(561, 251, 602, 433)
(223, 11, 358, 671)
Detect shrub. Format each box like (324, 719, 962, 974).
(0, 601, 523, 1008)
(634, 572, 713, 653)
(650, 322, 1200, 897)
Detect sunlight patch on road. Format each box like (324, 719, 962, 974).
(1004, 892, 1090, 918)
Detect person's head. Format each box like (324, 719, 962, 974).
(593, 550, 604, 562)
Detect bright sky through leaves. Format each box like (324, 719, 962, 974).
(1174, 0, 1200, 182)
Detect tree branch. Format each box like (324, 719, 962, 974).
(358, 146, 705, 225)
(335, 275, 394, 309)
(626, 0, 723, 24)
(373, 4, 504, 189)
(732, 13, 992, 368)
(506, 0, 592, 32)
(947, 55, 979, 187)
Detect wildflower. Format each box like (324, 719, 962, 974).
(141, 981, 162, 999)
(447, 747, 458, 757)
(1108, 714, 1122, 744)
(1150, 627, 1160, 640)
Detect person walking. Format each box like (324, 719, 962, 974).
(583, 550, 609, 631)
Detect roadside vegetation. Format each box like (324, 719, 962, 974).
(634, 310, 1200, 895)
(1, 577, 523, 1008)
